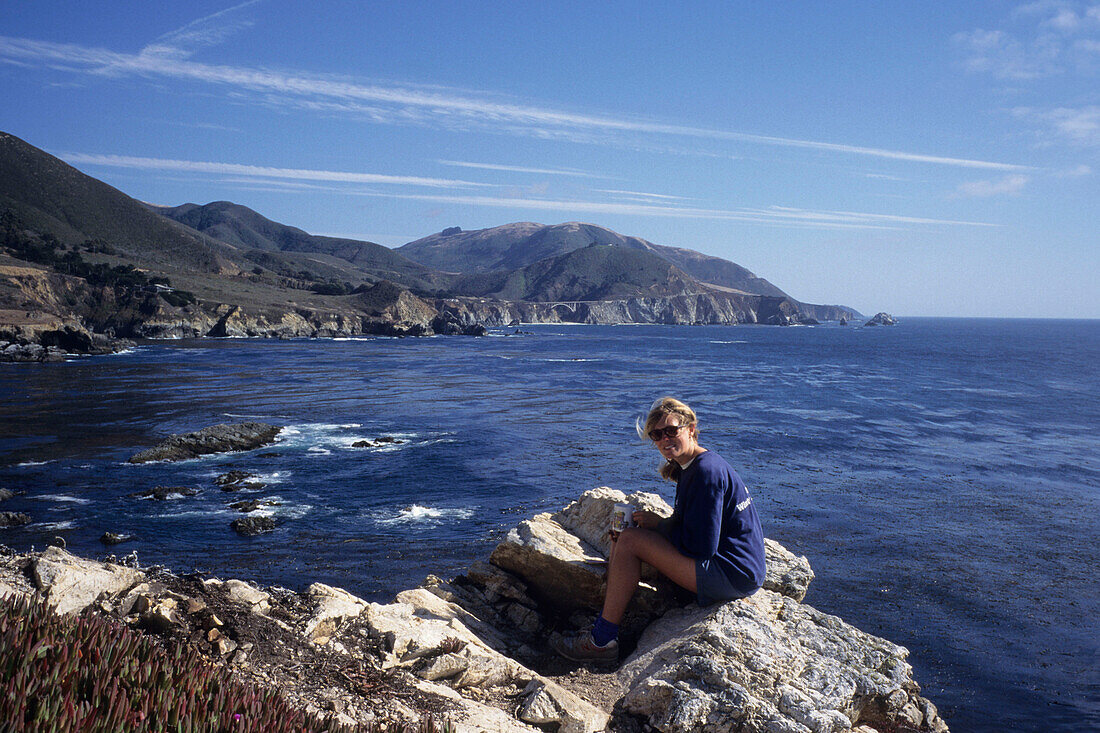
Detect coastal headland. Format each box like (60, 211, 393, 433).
(1, 131, 864, 361)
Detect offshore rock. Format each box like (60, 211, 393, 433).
(131, 485, 200, 500)
(231, 516, 276, 536)
(128, 422, 281, 463)
(864, 312, 898, 326)
(0, 511, 31, 527)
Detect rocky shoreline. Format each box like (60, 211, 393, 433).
(1, 487, 949, 733)
(1, 257, 855, 362)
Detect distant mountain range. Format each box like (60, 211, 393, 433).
(0, 130, 862, 353)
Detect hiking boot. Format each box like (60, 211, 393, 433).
(551, 631, 619, 664)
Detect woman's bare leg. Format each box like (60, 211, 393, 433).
(601, 527, 696, 624)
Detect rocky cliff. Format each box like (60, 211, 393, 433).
(1, 488, 949, 733)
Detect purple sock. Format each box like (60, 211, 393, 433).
(591, 614, 618, 646)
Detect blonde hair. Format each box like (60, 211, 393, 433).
(636, 397, 699, 481)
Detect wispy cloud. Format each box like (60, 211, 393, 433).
(1055, 163, 1094, 176)
(59, 153, 490, 189)
(954, 174, 1030, 197)
(1013, 105, 1100, 145)
(60, 149, 996, 231)
(436, 159, 608, 178)
(142, 0, 262, 59)
(955, 1, 1100, 79)
(597, 189, 693, 200)
(343, 191, 996, 231)
(0, 34, 1026, 171)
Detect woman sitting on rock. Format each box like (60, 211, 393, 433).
(553, 396, 766, 663)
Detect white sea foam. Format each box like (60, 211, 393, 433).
(543, 358, 598, 362)
(35, 521, 74, 530)
(151, 507, 240, 519)
(249, 499, 313, 520)
(307, 447, 332, 455)
(709, 340, 748, 344)
(16, 460, 52, 467)
(377, 504, 475, 525)
(38, 495, 92, 504)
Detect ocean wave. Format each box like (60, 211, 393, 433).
(37, 495, 92, 504)
(150, 509, 234, 519)
(542, 358, 598, 362)
(16, 460, 52, 467)
(248, 499, 313, 520)
(34, 521, 74, 530)
(709, 340, 748, 344)
(376, 504, 475, 525)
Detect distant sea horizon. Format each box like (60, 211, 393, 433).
(2, 317, 1097, 732)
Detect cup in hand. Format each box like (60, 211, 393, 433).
(610, 503, 635, 540)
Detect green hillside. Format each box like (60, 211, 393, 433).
(0, 132, 235, 274)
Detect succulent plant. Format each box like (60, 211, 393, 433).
(0, 593, 453, 732)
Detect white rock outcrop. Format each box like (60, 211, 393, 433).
(32, 546, 145, 614)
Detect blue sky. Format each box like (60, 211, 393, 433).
(1, 1, 1097, 317)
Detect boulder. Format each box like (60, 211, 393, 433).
(617, 591, 949, 733)
(361, 588, 608, 733)
(303, 583, 369, 644)
(0, 511, 31, 527)
(231, 516, 276, 536)
(131, 486, 199, 500)
(223, 579, 271, 611)
(215, 470, 266, 491)
(100, 531, 129, 545)
(32, 546, 144, 614)
(0, 488, 15, 501)
(129, 422, 281, 463)
(491, 488, 814, 613)
(228, 499, 278, 512)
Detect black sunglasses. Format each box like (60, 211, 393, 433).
(648, 425, 685, 442)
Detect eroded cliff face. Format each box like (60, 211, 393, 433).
(440, 290, 813, 327)
(1, 262, 831, 357)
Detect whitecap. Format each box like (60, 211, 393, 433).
(35, 521, 74, 530)
(151, 509, 234, 519)
(38, 495, 92, 505)
(377, 504, 475, 525)
(307, 447, 332, 455)
(16, 460, 52, 467)
(709, 340, 748, 344)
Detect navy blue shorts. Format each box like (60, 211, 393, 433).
(695, 557, 759, 606)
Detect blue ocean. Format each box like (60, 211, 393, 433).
(2, 318, 1097, 732)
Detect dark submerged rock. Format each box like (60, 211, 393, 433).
(100, 531, 129, 545)
(231, 516, 276, 536)
(228, 499, 279, 513)
(129, 422, 281, 463)
(0, 512, 31, 527)
(132, 486, 200, 500)
(214, 470, 266, 492)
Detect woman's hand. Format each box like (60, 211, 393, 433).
(632, 510, 664, 529)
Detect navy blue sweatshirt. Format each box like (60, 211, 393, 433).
(662, 450, 766, 594)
